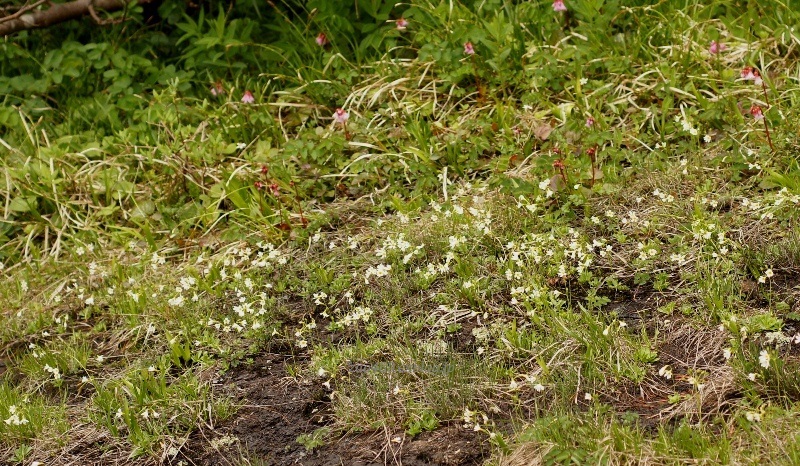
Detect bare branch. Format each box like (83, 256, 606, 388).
(0, 0, 152, 36)
(0, 0, 49, 25)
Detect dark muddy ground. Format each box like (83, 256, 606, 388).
(180, 353, 488, 466)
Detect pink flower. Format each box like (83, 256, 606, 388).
(464, 41, 475, 55)
(750, 104, 764, 120)
(316, 32, 328, 47)
(586, 116, 595, 127)
(241, 90, 255, 104)
(709, 40, 726, 54)
(741, 66, 755, 81)
(752, 69, 763, 86)
(396, 18, 409, 31)
(210, 81, 224, 97)
(553, 0, 567, 11)
(333, 108, 349, 125)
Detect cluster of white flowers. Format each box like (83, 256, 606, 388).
(375, 233, 423, 264)
(364, 264, 392, 283)
(504, 228, 597, 284)
(43, 363, 61, 380)
(462, 407, 489, 431)
(674, 111, 698, 136)
(652, 188, 675, 204)
(3, 405, 29, 426)
(757, 268, 774, 284)
(332, 306, 373, 328)
(206, 289, 268, 333)
(139, 408, 161, 420)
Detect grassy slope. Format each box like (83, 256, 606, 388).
(2, 1, 800, 464)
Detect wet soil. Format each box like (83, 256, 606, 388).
(181, 353, 487, 466)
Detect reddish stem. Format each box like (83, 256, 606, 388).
(760, 80, 772, 109)
(762, 117, 775, 153)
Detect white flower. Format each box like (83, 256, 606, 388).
(759, 350, 771, 369)
(658, 365, 673, 379)
(745, 411, 761, 422)
(168, 295, 185, 307)
(533, 383, 545, 392)
(723, 348, 732, 360)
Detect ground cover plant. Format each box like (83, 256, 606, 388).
(2, 0, 800, 464)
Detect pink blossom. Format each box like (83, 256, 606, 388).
(709, 41, 727, 54)
(210, 81, 224, 97)
(464, 41, 475, 55)
(316, 32, 328, 47)
(553, 0, 567, 11)
(741, 66, 755, 81)
(586, 116, 595, 127)
(396, 18, 409, 31)
(750, 104, 764, 120)
(752, 69, 763, 86)
(241, 90, 255, 104)
(333, 108, 349, 125)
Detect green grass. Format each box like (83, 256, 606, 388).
(3, 0, 800, 464)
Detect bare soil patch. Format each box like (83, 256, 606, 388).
(181, 353, 488, 466)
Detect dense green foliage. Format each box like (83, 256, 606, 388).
(3, 0, 797, 264)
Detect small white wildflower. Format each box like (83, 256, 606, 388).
(745, 411, 761, 422)
(168, 295, 185, 307)
(759, 350, 771, 369)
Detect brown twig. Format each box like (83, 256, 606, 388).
(0, 0, 152, 36)
(0, 0, 49, 25)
